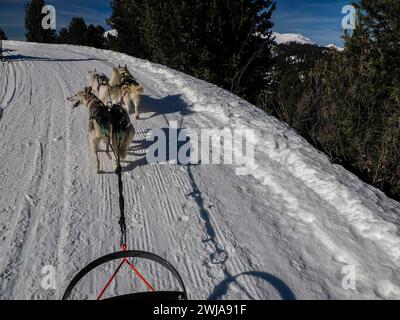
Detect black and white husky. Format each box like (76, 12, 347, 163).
(67, 87, 135, 174)
(87, 69, 110, 95)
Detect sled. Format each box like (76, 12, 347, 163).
(63, 246, 187, 300)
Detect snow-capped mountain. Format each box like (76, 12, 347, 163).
(272, 32, 317, 46)
(326, 44, 344, 51)
(104, 29, 118, 38)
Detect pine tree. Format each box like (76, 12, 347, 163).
(86, 25, 106, 49)
(203, 0, 276, 101)
(56, 17, 105, 49)
(0, 28, 7, 40)
(108, 0, 276, 104)
(0, 28, 6, 59)
(296, 0, 400, 200)
(65, 17, 88, 46)
(25, 0, 56, 43)
(263, 43, 326, 128)
(356, 0, 400, 75)
(108, 0, 140, 55)
(57, 27, 69, 44)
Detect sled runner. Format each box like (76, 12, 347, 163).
(63, 103, 188, 300)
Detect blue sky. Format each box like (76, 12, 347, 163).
(0, 0, 350, 46)
(0, 0, 110, 40)
(274, 0, 350, 46)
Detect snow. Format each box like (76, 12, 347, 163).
(272, 32, 317, 46)
(326, 44, 344, 51)
(0, 41, 400, 300)
(104, 29, 118, 38)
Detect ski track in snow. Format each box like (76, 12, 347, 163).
(0, 41, 399, 300)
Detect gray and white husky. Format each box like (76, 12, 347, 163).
(99, 65, 143, 119)
(67, 87, 135, 174)
(87, 69, 110, 95)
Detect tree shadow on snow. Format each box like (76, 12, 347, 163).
(4, 53, 105, 62)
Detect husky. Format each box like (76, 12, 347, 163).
(101, 65, 144, 120)
(67, 87, 112, 174)
(87, 70, 110, 95)
(98, 76, 123, 107)
(109, 64, 133, 85)
(119, 65, 144, 120)
(67, 87, 135, 173)
(116, 64, 132, 79)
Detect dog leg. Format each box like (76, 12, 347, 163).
(123, 95, 133, 115)
(134, 95, 141, 120)
(119, 125, 135, 160)
(91, 137, 101, 174)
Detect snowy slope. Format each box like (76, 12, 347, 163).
(272, 32, 317, 46)
(0, 41, 400, 300)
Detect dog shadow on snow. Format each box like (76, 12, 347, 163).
(138, 94, 191, 120)
(99, 95, 189, 173)
(122, 126, 192, 172)
(121, 94, 191, 172)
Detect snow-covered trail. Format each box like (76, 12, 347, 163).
(0, 41, 399, 300)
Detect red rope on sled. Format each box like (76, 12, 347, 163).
(96, 244, 155, 300)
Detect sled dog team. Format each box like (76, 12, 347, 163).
(67, 65, 143, 174)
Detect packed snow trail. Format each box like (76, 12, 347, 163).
(0, 41, 399, 300)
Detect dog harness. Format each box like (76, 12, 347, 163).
(120, 74, 139, 87)
(95, 74, 110, 92)
(88, 97, 112, 136)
